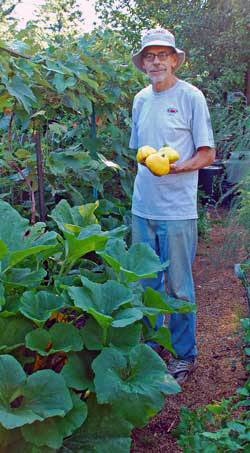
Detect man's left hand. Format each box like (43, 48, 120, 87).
(169, 147, 216, 173)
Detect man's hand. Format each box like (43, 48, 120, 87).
(169, 147, 216, 173)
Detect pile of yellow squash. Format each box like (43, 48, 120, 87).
(136, 145, 179, 176)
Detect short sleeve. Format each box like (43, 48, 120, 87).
(191, 91, 215, 150)
(129, 102, 138, 149)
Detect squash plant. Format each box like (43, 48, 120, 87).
(0, 199, 195, 452)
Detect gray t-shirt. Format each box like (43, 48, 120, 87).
(129, 79, 215, 220)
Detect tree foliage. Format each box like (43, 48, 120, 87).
(33, 0, 84, 43)
(96, 0, 250, 103)
(0, 20, 146, 221)
(0, 0, 20, 38)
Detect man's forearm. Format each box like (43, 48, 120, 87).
(170, 147, 216, 173)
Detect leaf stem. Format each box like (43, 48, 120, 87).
(102, 326, 108, 346)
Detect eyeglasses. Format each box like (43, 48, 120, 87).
(142, 51, 174, 62)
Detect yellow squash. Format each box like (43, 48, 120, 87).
(145, 149, 170, 176)
(158, 145, 180, 163)
(136, 145, 157, 164)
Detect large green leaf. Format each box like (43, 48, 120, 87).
(98, 239, 169, 282)
(0, 354, 26, 400)
(47, 150, 94, 176)
(68, 277, 132, 330)
(9, 244, 58, 267)
(165, 295, 197, 313)
(92, 344, 180, 427)
(0, 295, 21, 317)
(62, 394, 132, 453)
(4, 267, 47, 288)
(152, 327, 176, 356)
(80, 318, 142, 352)
(50, 199, 99, 232)
(21, 392, 87, 449)
(0, 202, 58, 271)
(108, 323, 142, 352)
(0, 201, 29, 269)
(25, 324, 83, 356)
(3, 76, 36, 112)
(142, 287, 196, 321)
(137, 288, 196, 329)
(0, 240, 8, 260)
(51, 74, 76, 93)
(18, 223, 57, 248)
(79, 318, 103, 350)
(111, 307, 143, 327)
(0, 355, 72, 429)
(79, 224, 127, 241)
(19, 291, 65, 323)
(142, 287, 176, 313)
(63, 225, 108, 263)
(45, 60, 70, 75)
(9, 225, 58, 267)
(0, 317, 34, 352)
(0, 282, 5, 306)
(61, 352, 94, 391)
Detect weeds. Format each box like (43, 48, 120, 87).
(173, 318, 250, 452)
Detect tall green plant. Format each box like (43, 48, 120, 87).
(211, 102, 250, 159)
(0, 27, 143, 220)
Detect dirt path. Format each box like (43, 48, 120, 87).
(131, 208, 248, 452)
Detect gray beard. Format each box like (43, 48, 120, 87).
(149, 72, 167, 83)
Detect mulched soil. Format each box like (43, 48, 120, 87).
(131, 207, 249, 452)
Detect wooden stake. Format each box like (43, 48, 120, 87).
(35, 131, 46, 221)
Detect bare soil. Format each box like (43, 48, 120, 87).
(131, 207, 249, 452)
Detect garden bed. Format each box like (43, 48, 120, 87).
(131, 207, 249, 452)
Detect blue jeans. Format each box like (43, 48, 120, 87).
(132, 214, 198, 360)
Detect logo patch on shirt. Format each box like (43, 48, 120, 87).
(167, 107, 178, 113)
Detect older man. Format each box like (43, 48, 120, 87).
(130, 28, 215, 384)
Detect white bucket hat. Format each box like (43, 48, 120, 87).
(132, 28, 185, 73)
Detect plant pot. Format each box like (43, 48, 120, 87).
(198, 164, 224, 204)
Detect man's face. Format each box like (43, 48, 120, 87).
(141, 45, 178, 84)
